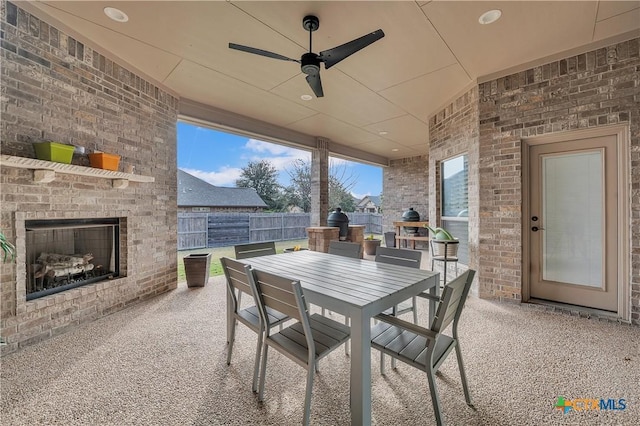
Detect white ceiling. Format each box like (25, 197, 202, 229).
(24, 1, 640, 165)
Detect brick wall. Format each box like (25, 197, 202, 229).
(384, 37, 639, 324)
(0, 2, 179, 353)
(429, 87, 480, 278)
(478, 38, 639, 323)
(382, 155, 428, 232)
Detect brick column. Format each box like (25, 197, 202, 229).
(306, 227, 339, 253)
(311, 137, 329, 226)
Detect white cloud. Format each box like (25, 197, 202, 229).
(245, 139, 306, 156)
(181, 167, 242, 187)
(242, 139, 311, 173)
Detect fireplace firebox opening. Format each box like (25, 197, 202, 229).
(25, 218, 121, 300)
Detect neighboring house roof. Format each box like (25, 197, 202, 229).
(177, 169, 268, 208)
(357, 195, 381, 207)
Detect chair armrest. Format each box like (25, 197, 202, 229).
(417, 292, 439, 302)
(373, 313, 437, 340)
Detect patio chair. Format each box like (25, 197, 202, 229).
(324, 240, 364, 319)
(234, 241, 277, 259)
(375, 246, 422, 323)
(233, 241, 277, 308)
(247, 267, 351, 426)
(328, 240, 363, 259)
(220, 257, 289, 392)
(374, 246, 423, 368)
(371, 269, 476, 426)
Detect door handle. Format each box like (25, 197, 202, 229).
(531, 226, 545, 232)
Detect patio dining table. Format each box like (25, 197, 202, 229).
(235, 249, 440, 425)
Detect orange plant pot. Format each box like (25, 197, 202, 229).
(88, 153, 120, 171)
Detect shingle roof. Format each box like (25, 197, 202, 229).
(177, 169, 267, 208)
(357, 195, 381, 207)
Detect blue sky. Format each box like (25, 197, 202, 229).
(177, 121, 382, 199)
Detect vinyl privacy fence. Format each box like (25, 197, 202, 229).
(178, 212, 383, 250)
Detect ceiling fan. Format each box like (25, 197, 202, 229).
(229, 15, 384, 98)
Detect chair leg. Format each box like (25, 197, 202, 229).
(380, 351, 386, 375)
(257, 344, 269, 402)
(344, 316, 350, 355)
(226, 318, 236, 365)
(302, 364, 315, 426)
(412, 296, 418, 324)
(427, 367, 445, 426)
(252, 331, 263, 393)
(455, 343, 473, 406)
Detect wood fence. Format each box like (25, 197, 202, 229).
(178, 212, 383, 250)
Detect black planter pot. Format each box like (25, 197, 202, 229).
(184, 253, 211, 287)
(384, 232, 396, 248)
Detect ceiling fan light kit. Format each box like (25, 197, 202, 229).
(229, 15, 384, 98)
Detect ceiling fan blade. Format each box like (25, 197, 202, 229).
(305, 72, 324, 98)
(229, 43, 300, 63)
(319, 29, 384, 69)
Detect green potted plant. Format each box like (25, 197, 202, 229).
(1, 231, 16, 263)
(363, 234, 381, 256)
(424, 225, 459, 257)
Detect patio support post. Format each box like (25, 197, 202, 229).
(311, 137, 329, 226)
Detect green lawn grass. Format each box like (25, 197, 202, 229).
(177, 239, 309, 282)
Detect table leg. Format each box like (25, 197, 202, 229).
(349, 310, 371, 426)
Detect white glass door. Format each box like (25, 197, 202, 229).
(541, 151, 603, 287)
(529, 135, 617, 311)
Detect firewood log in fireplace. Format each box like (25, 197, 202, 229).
(33, 252, 95, 278)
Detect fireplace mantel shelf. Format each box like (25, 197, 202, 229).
(1, 155, 154, 188)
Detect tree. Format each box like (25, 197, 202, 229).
(329, 175, 356, 212)
(236, 160, 281, 210)
(283, 159, 359, 212)
(283, 159, 311, 212)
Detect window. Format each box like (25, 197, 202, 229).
(441, 154, 468, 264)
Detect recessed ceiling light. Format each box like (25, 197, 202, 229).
(379, 131, 388, 135)
(104, 7, 128, 23)
(300, 94, 313, 101)
(391, 148, 399, 152)
(478, 9, 501, 25)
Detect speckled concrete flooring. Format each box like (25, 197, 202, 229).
(2, 275, 638, 425)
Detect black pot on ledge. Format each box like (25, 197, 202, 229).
(402, 207, 420, 234)
(327, 208, 349, 241)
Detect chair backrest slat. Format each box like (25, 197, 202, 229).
(234, 241, 277, 259)
(430, 270, 475, 333)
(328, 241, 362, 259)
(374, 247, 422, 269)
(221, 257, 252, 295)
(250, 269, 302, 322)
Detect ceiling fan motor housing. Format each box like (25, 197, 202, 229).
(301, 52, 320, 75)
(302, 15, 320, 32)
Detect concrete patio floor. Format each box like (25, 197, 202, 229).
(1, 262, 638, 425)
